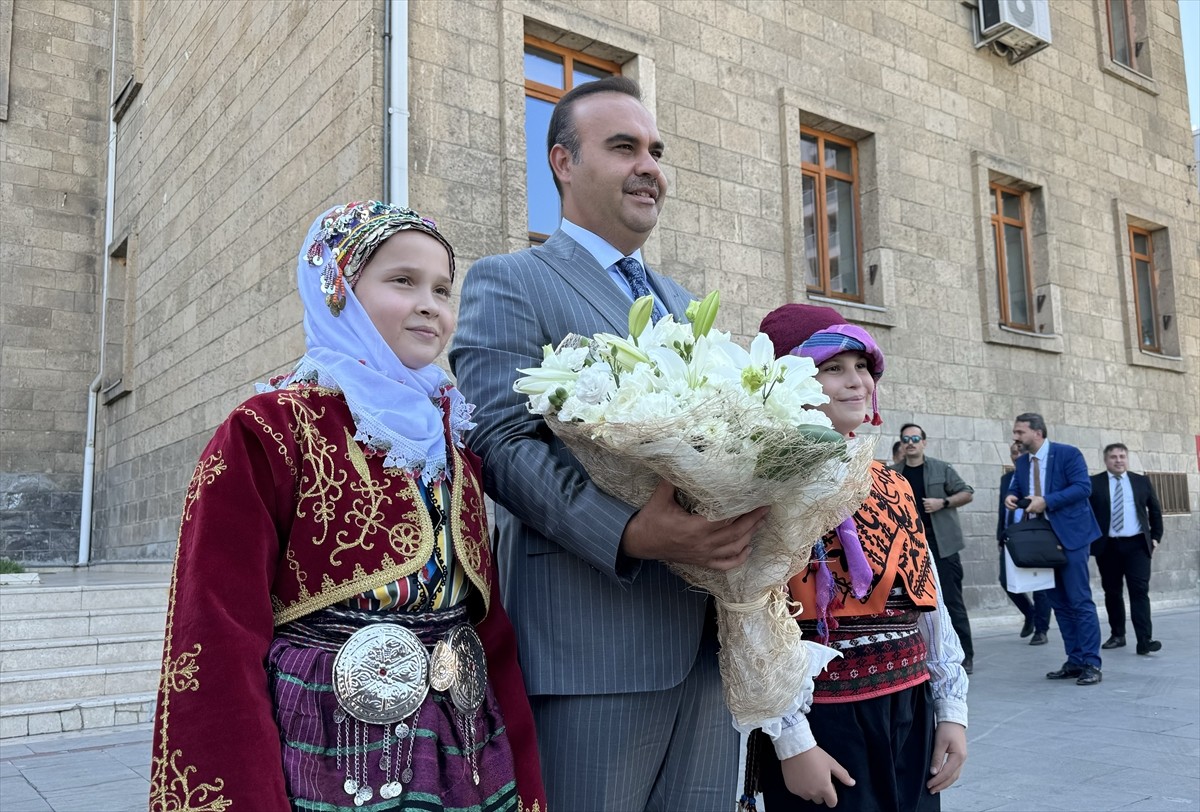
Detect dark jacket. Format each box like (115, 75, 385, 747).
(1088, 470, 1164, 557)
(888, 456, 973, 558)
(997, 470, 1015, 542)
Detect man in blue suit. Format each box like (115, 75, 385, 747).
(451, 76, 764, 810)
(1005, 413, 1103, 685)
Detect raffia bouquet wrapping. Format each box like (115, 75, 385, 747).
(513, 293, 875, 730)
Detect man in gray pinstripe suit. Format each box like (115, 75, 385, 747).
(450, 76, 767, 811)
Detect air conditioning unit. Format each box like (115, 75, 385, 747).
(974, 0, 1052, 63)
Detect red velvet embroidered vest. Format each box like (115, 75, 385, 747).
(232, 385, 492, 624)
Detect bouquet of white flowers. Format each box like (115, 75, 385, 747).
(513, 292, 875, 730)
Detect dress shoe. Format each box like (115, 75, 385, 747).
(1137, 640, 1162, 655)
(1046, 662, 1083, 680)
(962, 657, 973, 675)
(1020, 616, 1035, 638)
(1075, 665, 1102, 685)
(1029, 631, 1048, 645)
(1101, 635, 1126, 649)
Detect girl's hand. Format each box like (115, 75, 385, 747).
(780, 746, 855, 807)
(927, 722, 967, 794)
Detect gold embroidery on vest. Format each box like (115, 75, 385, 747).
(451, 449, 490, 610)
(182, 453, 227, 522)
(236, 403, 295, 477)
(151, 461, 229, 811)
(285, 545, 311, 600)
(291, 394, 345, 547)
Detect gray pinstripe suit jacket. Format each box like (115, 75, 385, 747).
(449, 230, 710, 697)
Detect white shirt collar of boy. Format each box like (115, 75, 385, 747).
(560, 218, 654, 304)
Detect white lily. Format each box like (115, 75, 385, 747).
(513, 344, 589, 397)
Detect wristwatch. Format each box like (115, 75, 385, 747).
(942, 497, 950, 509)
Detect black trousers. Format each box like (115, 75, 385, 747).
(936, 553, 973, 658)
(757, 683, 939, 812)
(1096, 535, 1154, 644)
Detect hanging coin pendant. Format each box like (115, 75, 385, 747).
(354, 785, 373, 806)
(334, 708, 347, 724)
(380, 781, 403, 799)
(343, 778, 359, 796)
(395, 721, 410, 738)
(473, 769, 480, 786)
(401, 767, 414, 784)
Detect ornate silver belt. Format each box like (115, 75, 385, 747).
(331, 622, 487, 724)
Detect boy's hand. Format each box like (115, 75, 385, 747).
(927, 722, 967, 794)
(780, 746, 855, 807)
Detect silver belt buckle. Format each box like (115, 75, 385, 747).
(332, 624, 429, 724)
(428, 624, 488, 714)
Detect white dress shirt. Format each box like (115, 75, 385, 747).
(1026, 440, 1050, 498)
(559, 219, 666, 312)
(1108, 473, 1142, 537)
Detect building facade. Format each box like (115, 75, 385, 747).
(2, 0, 1197, 610)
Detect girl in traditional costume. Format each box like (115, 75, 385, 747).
(746, 304, 968, 812)
(149, 202, 546, 812)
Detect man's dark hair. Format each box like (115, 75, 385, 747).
(1014, 412, 1048, 439)
(899, 423, 925, 440)
(1103, 442, 1128, 456)
(546, 75, 642, 195)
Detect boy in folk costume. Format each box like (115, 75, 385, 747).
(748, 304, 968, 812)
(150, 202, 546, 812)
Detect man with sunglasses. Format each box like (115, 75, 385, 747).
(890, 424, 976, 673)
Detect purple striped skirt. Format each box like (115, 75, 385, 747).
(268, 605, 519, 811)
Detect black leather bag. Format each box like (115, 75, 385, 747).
(1005, 516, 1067, 568)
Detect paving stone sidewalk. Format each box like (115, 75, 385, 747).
(2, 605, 1197, 812)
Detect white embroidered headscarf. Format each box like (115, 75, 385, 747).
(261, 201, 474, 483)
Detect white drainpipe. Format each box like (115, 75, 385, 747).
(384, 0, 409, 205)
(78, 10, 120, 566)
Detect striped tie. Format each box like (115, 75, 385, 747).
(615, 257, 666, 323)
(1112, 476, 1124, 535)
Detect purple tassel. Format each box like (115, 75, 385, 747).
(813, 541, 836, 643)
(835, 518, 872, 599)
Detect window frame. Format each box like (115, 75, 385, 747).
(522, 33, 620, 244)
(1146, 472, 1191, 515)
(798, 126, 864, 303)
(1128, 225, 1160, 353)
(989, 182, 1036, 332)
(1105, 0, 1138, 71)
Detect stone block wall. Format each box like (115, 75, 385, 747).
(0, 0, 110, 562)
(2, 0, 1195, 611)
(87, 0, 387, 558)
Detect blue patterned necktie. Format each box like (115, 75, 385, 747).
(1112, 476, 1124, 535)
(615, 257, 666, 324)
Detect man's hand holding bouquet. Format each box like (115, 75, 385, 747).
(513, 292, 874, 730)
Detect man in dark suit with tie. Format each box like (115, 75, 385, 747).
(1089, 443, 1164, 655)
(997, 440, 1051, 644)
(1005, 413, 1104, 685)
(451, 76, 765, 811)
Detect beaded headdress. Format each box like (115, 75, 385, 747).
(305, 200, 456, 316)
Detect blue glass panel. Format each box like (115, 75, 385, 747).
(524, 47, 564, 88)
(525, 96, 560, 236)
(572, 63, 609, 86)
